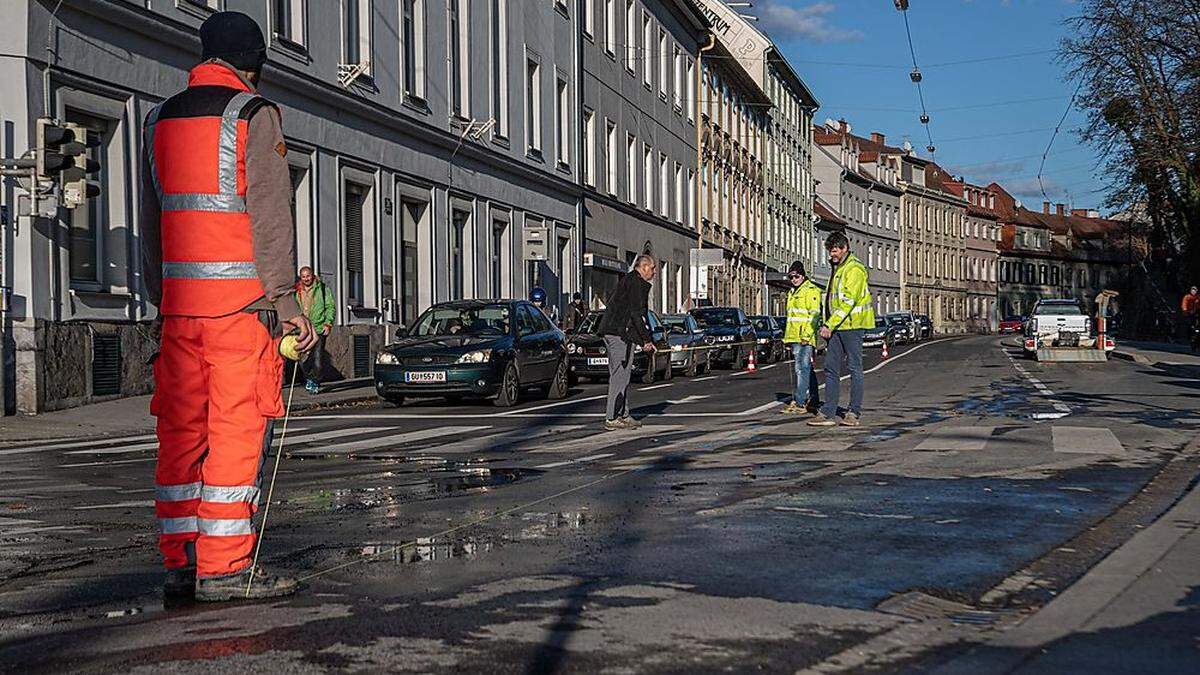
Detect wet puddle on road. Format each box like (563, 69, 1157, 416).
(291, 467, 545, 513)
(357, 510, 588, 567)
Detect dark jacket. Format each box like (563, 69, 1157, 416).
(598, 272, 653, 344)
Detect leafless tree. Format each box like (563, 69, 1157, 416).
(1062, 0, 1200, 285)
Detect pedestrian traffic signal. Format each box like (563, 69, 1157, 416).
(61, 122, 101, 209)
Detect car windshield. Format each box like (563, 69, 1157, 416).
(874, 319, 887, 328)
(410, 304, 510, 337)
(576, 312, 604, 334)
(751, 317, 772, 331)
(662, 316, 690, 332)
(694, 309, 739, 327)
(1035, 304, 1083, 316)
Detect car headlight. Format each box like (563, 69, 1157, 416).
(567, 342, 578, 354)
(757, 338, 768, 344)
(376, 352, 399, 365)
(671, 344, 683, 352)
(704, 335, 715, 345)
(456, 349, 492, 364)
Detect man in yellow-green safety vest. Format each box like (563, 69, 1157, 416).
(780, 260, 822, 416)
(809, 230, 875, 428)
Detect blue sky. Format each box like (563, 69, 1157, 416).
(751, 0, 1101, 210)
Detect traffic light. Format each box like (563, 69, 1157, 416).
(35, 118, 77, 178)
(61, 122, 101, 209)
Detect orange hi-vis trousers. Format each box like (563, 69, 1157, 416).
(152, 312, 283, 578)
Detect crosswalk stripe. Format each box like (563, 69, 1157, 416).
(291, 426, 490, 455)
(0, 433, 158, 456)
(534, 453, 615, 469)
(59, 426, 345, 456)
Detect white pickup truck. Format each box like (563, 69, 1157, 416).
(1023, 298, 1114, 362)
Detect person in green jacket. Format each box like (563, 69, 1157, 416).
(295, 266, 335, 393)
(780, 260, 822, 416)
(809, 231, 875, 427)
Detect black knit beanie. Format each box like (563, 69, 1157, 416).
(200, 11, 267, 72)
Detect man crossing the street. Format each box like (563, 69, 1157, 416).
(598, 254, 657, 430)
(809, 232, 875, 427)
(141, 11, 318, 602)
(780, 261, 822, 416)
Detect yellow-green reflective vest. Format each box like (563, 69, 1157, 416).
(824, 254, 876, 331)
(784, 279, 822, 344)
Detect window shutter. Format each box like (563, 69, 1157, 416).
(345, 185, 364, 273)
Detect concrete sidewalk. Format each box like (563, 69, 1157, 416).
(937, 469, 1200, 674)
(1112, 339, 1200, 367)
(0, 377, 377, 445)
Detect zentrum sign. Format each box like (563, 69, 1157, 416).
(692, 0, 771, 87)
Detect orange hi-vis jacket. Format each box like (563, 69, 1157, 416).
(144, 62, 273, 317)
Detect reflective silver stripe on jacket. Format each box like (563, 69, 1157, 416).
(160, 193, 247, 213)
(198, 517, 254, 536)
(218, 92, 255, 195)
(201, 485, 261, 505)
(155, 481, 203, 502)
(160, 516, 199, 535)
(162, 261, 259, 280)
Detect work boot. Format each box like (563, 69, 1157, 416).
(620, 415, 643, 429)
(807, 413, 837, 427)
(841, 412, 861, 427)
(780, 401, 802, 415)
(163, 566, 196, 598)
(195, 566, 298, 602)
(604, 418, 631, 431)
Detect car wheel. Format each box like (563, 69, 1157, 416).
(493, 363, 521, 407)
(382, 394, 405, 407)
(642, 354, 657, 384)
(547, 359, 569, 400)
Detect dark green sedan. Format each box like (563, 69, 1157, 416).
(374, 300, 569, 407)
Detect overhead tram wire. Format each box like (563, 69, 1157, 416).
(897, 1, 936, 158)
(1037, 80, 1086, 203)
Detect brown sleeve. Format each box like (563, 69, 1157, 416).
(245, 105, 302, 323)
(139, 131, 163, 310)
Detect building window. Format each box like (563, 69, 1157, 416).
(401, 0, 426, 100)
(643, 143, 653, 211)
(605, 119, 618, 196)
(657, 29, 667, 99)
(344, 181, 367, 307)
(66, 111, 111, 289)
(555, 74, 570, 169)
(604, 0, 616, 56)
(447, 0, 468, 117)
(288, 162, 314, 270)
(490, 0, 507, 136)
(624, 0, 636, 72)
(642, 12, 652, 89)
(491, 212, 510, 296)
(685, 57, 695, 122)
(582, 109, 595, 186)
(272, 0, 306, 47)
(582, 0, 594, 38)
(525, 55, 542, 158)
(450, 208, 470, 299)
(673, 45, 683, 111)
(673, 162, 683, 224)
(658, 153, 668, 217)
(398, 196, 425, 325)
(343, 0, 371, 73)
(626, 134, 637, 205)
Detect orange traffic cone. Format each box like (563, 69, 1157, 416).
(747, 346, 758, 373)
(881, 341, 891, 359)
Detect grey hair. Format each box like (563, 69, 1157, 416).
(634, 253, 656, 269)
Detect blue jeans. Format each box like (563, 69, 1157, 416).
(822, 329, 865, 418)
(789, 343, 820, 407)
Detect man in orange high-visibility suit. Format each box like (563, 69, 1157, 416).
(141, 11, 318, 602)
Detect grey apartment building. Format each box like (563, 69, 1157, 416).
(0, 0, 582, 412)
(579, 0, 708, 313)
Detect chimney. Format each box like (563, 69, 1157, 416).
(871, 132, 885, 145)
(1056, 203, 1065, 216)
(1043, 201, 1050, 214)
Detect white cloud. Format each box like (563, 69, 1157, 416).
(754, 1, 865, 44)
(1004, 176, 1066, 201)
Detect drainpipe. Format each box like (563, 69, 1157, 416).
(693, 32, 715, 305)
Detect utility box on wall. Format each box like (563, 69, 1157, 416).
(523, 225, 551, 261)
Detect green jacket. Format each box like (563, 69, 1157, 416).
(784, 279, 822, 344)
(296, 278, 335, 330)
(824, 254, 875, 331)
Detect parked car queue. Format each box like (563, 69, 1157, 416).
(372, 300, 787, 407)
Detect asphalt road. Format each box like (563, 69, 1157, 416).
(0, 336, 1197, 673)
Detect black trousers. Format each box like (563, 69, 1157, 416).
(299, 333, 327, 383)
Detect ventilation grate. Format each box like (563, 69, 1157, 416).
(92, 334, 121, 396)
(353, 335, 371, 378)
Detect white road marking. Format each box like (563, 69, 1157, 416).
(0, 433, 158, 456)
(740, 401, 784, 415)
(693, 376, 718, 382)
(492, 394, 606, 417)
(1052, 426, 1125, 455)
(534, 453, 615, 469)
(666, 395, 711, 405)
(308, 426, 490, 454)
(60, 426, 330, 455)
(639, 383, 674, 391)
(60, 457, 156, 468)
(71, 500, 155, 510)
(760, 363, 779, 370)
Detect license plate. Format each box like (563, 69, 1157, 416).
(587, 357, 609, 366)
(717, 335, 734, 342)
(404, 371, 447, 383)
